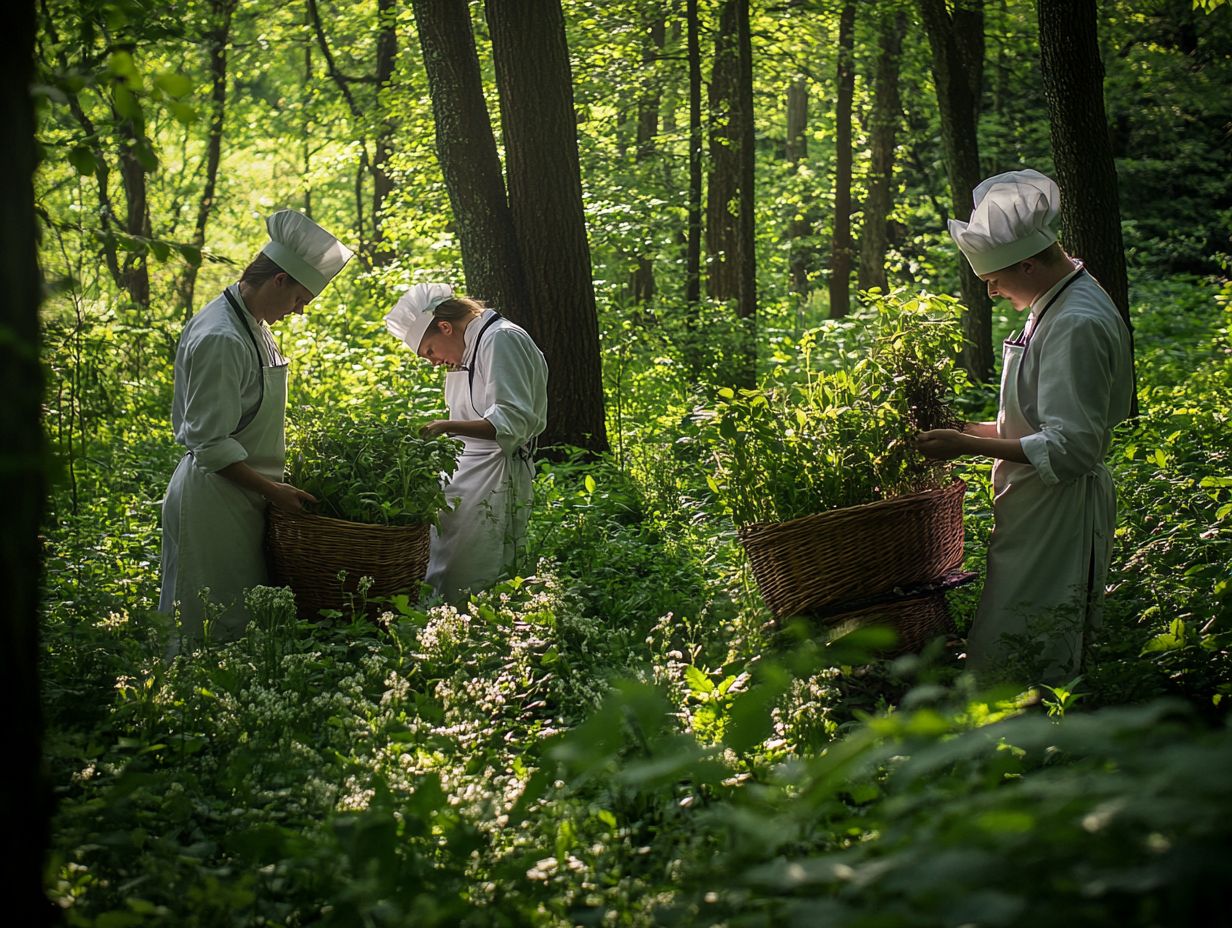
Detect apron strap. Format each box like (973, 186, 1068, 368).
(1019, 266, 1085, 349)
(222, 286, 265, 428)
(466, 312, 505, 415)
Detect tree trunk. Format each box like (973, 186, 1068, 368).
(828, 2, 856, 319)
(917, 0, 994, 382)
(705, 0, 755, 324)
(0, 3, 52, 923)
(685, 0, 702, 308)
(371, 0, 398, 265)
(486, 0, 608, 453)
(177, 0, 236, 321)
(629, 13, 665, 304)
(786, 76, 811, 295)
(118, 117, 151, 308)
(1037, 0, 1137, 414)
(411, 0, 529, 318)
(858, 10, 907, 294)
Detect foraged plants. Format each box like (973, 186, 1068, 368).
(286, 410, 462, 525)
(705, 291, 967, 526)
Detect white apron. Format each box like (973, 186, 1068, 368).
(425, 316, 536, 605)
(967, 277, 1116, 683)
(159, 289, 287, 649)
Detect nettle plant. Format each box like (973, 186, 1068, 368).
(705, 291, 967, 526)
(286, 410, 462, 525)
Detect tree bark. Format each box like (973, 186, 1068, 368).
(629, 13, 665, 304)
(828, 2, 857, 318)
(176, 0, 236, 321)
(1, 3, 52, 923)
(117, 117, 151, 308)
(685, 0, 702, 308)
(485, 0, 608, 453)
(705, 0, 756, 324)
(917, 0, 994, 382)
(370, 0, 398, 264)
(1037, 0, 1137, 413)
(411, 0, 529, 318)
(786, 76, 811, 295)
(858, 10, 907, 294)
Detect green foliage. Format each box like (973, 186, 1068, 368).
(705, 289, 966, 526)
(285, 410, 461, 525)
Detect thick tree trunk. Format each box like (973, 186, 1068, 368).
(705, 0, 756, 324)
(918, 0, 994, 382)
(786, 77, 811, 295)
(177, 0, 236, 321)
(485, 0, 608, 453)
(685, 0, 702, 308)
(411, 0, 529, 319)
(828, 2, 857, 319)
(858, 10, 907, 294)
(1, 3, 51, 924)
(1037, 0, 1137, 413)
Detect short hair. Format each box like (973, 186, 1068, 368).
(240, 253, 288, 287)
(1028, 242, 1068, 266)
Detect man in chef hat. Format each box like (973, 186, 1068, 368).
(917, 169, 1134, 684)
(160, 209, 353, 652)
(385, 282, 548, 605)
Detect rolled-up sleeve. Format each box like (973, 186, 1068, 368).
(479, 329, 548, 456)
(175, 331, 251, 473)
(1020, 313, 1116, 486)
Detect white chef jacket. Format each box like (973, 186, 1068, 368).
(426, 309, 548, 604)
(967, 267, 1134, 682)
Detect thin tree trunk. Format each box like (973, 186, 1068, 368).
(858, 10, 907, 294)
(685, 0, 702, 308)
(1038, 0, 1137, 414)
(177, 0, 236, 321)
(411, 0, 529, 318)
(629, 13, 664, 304)
(786, 76, 810, 295)
(1, 3, 51, 923)
(828, 2, 856, 319)
(918, 0, 994, 382)
(486, 0, 608, 453)
(117, 117, 151, 308)
(371, 0, 398, 264)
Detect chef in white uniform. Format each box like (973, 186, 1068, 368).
(160, 210, 353, 651)
(384, 283, 548, 605)
(917, 170, 1134, 683)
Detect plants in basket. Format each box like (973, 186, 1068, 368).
(269, 411, 463, 616)
(702, 290, 971, 622)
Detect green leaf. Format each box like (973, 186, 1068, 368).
(154, 72, 193, 98)
(684, 664, 714, 696)
(68, 146, 98, 175)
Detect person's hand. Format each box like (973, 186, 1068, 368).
(420, 419, 451, 438)
(266, 482, 318, 513)
(916, 428, 968, 461)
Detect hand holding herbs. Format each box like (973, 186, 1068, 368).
(704, 290, 967, 527)
(285, 411, 462, 526)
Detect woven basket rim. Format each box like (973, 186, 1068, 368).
(270, 507, 429, 535)
(738, 478, 965, 540)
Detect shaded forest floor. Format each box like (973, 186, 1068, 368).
(41, 273, 1232, 926)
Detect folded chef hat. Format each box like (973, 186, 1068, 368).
(384, 282, 455, 351)
(260, 209, 354, 296)
(948, 169, 1060, 275)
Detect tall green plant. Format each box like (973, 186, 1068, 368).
(704, 290, 967, 526)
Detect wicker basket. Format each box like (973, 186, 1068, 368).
(739, 480, 966, 620)
(266, 507, 431, 618)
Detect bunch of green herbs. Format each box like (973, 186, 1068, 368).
(704, 290, 967, 526)
(285, 410, 462, 526)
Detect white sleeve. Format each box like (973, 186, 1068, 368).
(1019, 312, 1118, 486)
(176, 331, 252, 473)
(479, 328, 548, 456)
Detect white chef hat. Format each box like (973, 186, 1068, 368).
(260, 209, 354, 296)
(384, 282, 455, 351)
(948, 169, 1060, 275)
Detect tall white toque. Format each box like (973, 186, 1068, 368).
(949, 169, 1061, 276)
(260, 209, 354, 296)
(384, 282, 455, 352)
